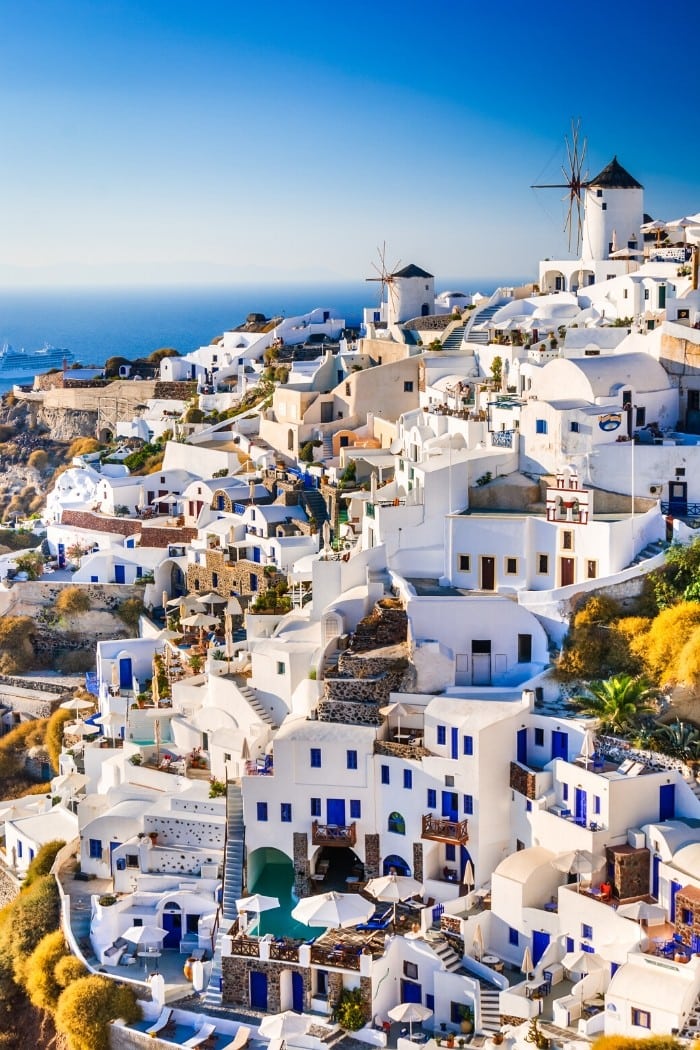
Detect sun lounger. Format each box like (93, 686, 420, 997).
(220, 1024, 251, 1050)
(184, 1021, 217, 1048)
(146, 1007, 175, 1036)
(101, 937, 128, 965)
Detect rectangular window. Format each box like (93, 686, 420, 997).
(536, 419, 547, 434)
(427, 788, 437, 808)
(537, 553, 549, 574)
(594, 795, 601, 814)
(505, 557, 518, 575)
(381, 765, 390, 785)
(310, 797, 321, 817)
(562, 530, 573, 550)
(350, 800, 361, 819)
(587, 560, 597, 579)
(310, 748, 321, 768)
(403, 961, 418, 979)
(644, 288, 650, 300)
(403, 769, 412, 789)
(570, 421, 580, 433)
(89, 838, 102, 859)
(526, 799, 532, 812)
(636, 406, 646, 427)
(126, 853, 139, 868)
(464, 794, 473, 814)
(566, 936, 574, 952)
(426, 994, 435, 1011)
(632, 1009, 651, 1029)
(445, 844, 456, 861)
(17, 840, 23, 858)
(257, 802, 268, 822)
(404, 381, 414, 393)
(582, 923, 593, 940)
(458, 554, 470, 572)
(562, 783, 569, 801)
(281, 803, 292, 822)
(437, 725, 446, 746)
(534, 727, 544, 746)
(347, 750, 358, 770)
(508, 927, 519, 946)
(463, 735, 473, 756)
(602, 202, 607, 210)
(277, 661, 285, 675)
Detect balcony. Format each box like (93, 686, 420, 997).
(421, 813, 469, 844)
(310, 942, 362, 971)
(311, 821, 357, 848)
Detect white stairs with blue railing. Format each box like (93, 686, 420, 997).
(202, 781, 245, 1007)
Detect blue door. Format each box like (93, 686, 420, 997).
(442, 791, 458, 821)
(451, 727, 458, 760)
(250, 971, 268, 1010)
(517, 728, 527, 765)
(162, 909, 182, 949)
(292, 972, 304, 1012)
(660, 784, 675, 821)
(253, 546, 261, 563)
(652, 854, 661, 898)
(119, 657, 132, 690)
(401, 979, 422, 1003)
(115, 564, 126, 583)
(671, 880, 683, 921)
(460, 846, 472, 882)
(551, 731, 568, 761)
(574, 788, 587, 826)
(533, 930, 550, 965)
(327, 799, 345, 826)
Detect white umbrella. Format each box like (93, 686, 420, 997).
(226, 596, 243, 616)
(388, 1002, 433, 1040)
(610, 247, 644, 258)
(236, 893, 280, 914)
(151, 492, 180, 507)
(122, 924, 167, 947)
(521, 945, 534, 978)
(258, 1011, 309, 1041)
(53, 772, 89, 795)
(181, 613, 218, 628)
(561, 950, 605, 976)
(473, 922, 484, 960)
(60, 697, 95, 713)
(197, 591, 227, 607)
(94, 711, 122, 741)
(365, 873, 423, 926)
(291, 891, 374, 929)
(578, 728, 597, 769)
(463, 860, 475, 890)
(551, 850, 601, 890)
(616, 901, 666, 925)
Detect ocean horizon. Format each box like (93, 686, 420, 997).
(0, 278, 522, 395)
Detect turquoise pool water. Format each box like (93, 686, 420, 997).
(248, 862, 319, 940)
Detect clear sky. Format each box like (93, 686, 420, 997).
(1, 0, 699, 288)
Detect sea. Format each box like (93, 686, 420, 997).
(0, 279, 511, 396)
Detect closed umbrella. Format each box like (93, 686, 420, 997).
(224, 611, 234, 672)
(259, 1012, 309, 1042)
(365, 873, 423, 926)
(388, 1002, 433, 1041)
(473, 922, 484, 960)
(291, 891, 374, 929)
(521, 945, 534, 979)
(578, 728, 597, 769)
(463, 860, 475, 890)
(226, 596, 243, 616)
(111, 661, 120, 691)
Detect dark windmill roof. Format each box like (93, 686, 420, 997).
(392, 263, 434, 279)
(587, 156, 643, 190)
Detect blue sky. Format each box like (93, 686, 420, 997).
(1, 0, 699, 287)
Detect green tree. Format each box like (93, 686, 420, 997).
(24, 930, 68, 1010)
(55, 974, 141, 1050)
(648, 537, 700, 609)
(22, 840, 65, 888)
(491, 355, 503, 387)
(0, 874, 60, 987)
(574, 674, 656, 734)
(13, 551, 44, 580)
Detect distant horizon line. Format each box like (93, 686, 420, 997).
(0, 276, 530, 294)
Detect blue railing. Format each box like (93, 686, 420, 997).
(491, 430, 514, 448)
(661, 502, 700, 516)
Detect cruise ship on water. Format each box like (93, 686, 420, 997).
(0, 342, 75, 379)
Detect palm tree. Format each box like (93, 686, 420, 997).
(655, 720, 700, 762)
(574, 674, 656, 734)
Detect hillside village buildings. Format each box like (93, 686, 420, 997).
(4, 159, 700, 1048)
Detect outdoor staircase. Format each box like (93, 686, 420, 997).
(430, 936, 462, 972)
(202, 781, 245, 1007)
(629, 539, 669, 567)
(465, 302, 506, 345)
(440, 322, 467, 350)
(301, 487, 330, 529)
(477, 980, 501, 1033)
(236, 678, 278, 729)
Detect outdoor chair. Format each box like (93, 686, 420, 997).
(184, 1021, 218, 1048)
(220, 1025, 251, 1050)
(146, 1008, 175, 1036)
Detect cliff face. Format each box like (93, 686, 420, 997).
(36, 405, 97, 441)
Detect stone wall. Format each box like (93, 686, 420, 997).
(186, 550, 279, 600)
(221, 954, 311, 1011)
(364, 834, 380, 880)
(139, 525, 197, 548)
(293, 831, 310, 898)
(154, 381, 197, 401)
(509, 762, 537, 800)
(412, 842, 423, 884)
(61, 510, 140, 537)
(606, 844, 650, 900)
(0, 856, 21, 907)
(317, 697, 383, 726)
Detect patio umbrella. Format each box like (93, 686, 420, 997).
(53, 771, 89, 796)
(379, 701, 416, 739)
(521, 945, 534, 979)
(473, 922, 484, 960)
(94, 711, 122, 742)
(151, 492, 181, 508)
(365, 873, 424, 926)
(122, 924, 168, 973)
(551, 850, 601, 890)
(197, 591, 227, 614)
(561, 950, 605, 977)
(388, 1002, 433, 1041)
(291, 891, 374, 929)
(463, 860, 475, 890)
(236, 892, 280, 934)
(181, 613, 218, 629)
(616, 900, 666, 938)
(60, 697, 95, 714)
(226, 596, 243, 616)
(577, 728, 597, 769)
(111, 660, 120, 691)
(258, 1011, 309, 1042)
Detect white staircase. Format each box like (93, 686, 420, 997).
(477, 980, 501, 1034)
(236, 679, 278, 729)
(441, 322, 467, 350)
(430, 936, 462, 972)
(202, 782, 245, 1007)
(465, 299, 509, 345)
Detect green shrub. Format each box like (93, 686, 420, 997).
(0, 874, 60, 988)
(22, 840, 65, 888)
(55, 586, 91, 617)
(24, 930, 68, 1010)
(116, 597, 144, 630)
(56, 974, 141, 1050)
(335, 987, 367, 1030)
(45, 707, 72, 772)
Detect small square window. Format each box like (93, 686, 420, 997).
(570, 421, 580, 433)
(632, 1009, 650, 1029)
(310, 798, 321, 817)
(534, 727, 544, 746)
(257, 802, 268, 822)
(347, 750, 358, 770)
(281, 803, 292, 822)
(458, 554, 470, 572)
(310, 748, 321, 768)
(427, 788, 437, 808)
(582, 923, 593, 939)
(404, 961, 418, 980)
(437, 725, 446, 746)
(350, 799, 361, 819)
(404, 381, 414, 393)
(505, 557, 518, 575)
(445, 775, 454, 787)
(602, 202, 607, 210)
(381, 765, 390, 785)
(537, 554, 549, 574)
(403, 769, 412, 789)
(536, 419, 548, 435)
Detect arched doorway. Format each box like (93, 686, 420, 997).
(383, 854, 411, 876)
(247, 847, 313, 939)
(161, 900, 182, 949)
(313, 846, 364, 891)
